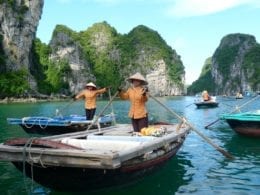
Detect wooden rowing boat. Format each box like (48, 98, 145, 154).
(0, 123, 190, 191)
(221, 110, 260, 137)
(194, 100, 219, 109)
(7, 114, 114, 135)
(194, 96, 219, 109)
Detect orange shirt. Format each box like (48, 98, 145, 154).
(202, 93, 210, 101)
(119, 86, 148, 119)
(76, 88, 106, 109)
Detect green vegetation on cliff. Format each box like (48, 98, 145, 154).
(242, 44, 260, 91)
(0, 34, 6, 72)
(79, 22, 121, 88)
(188, 33, 259, 95)
(0, 36, 29, 97)
(32, 38, 71, 94)
(214, 45, 239, 84)
(0, 69, 29, 98)
(0, 0, 29, 23)
(187, 57, 216, 95)
(124, 25, 185, 86)
(1, 21, 185, 97)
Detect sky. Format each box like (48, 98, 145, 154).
(36, 0, 260, 84)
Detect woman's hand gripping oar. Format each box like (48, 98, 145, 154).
(205, 95, 260, 129)
(149, 94, 234, 159)
(85, 89, 120, 132)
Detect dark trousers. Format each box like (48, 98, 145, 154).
(85, 108, 96, 120)
(131, 115, 148, 132)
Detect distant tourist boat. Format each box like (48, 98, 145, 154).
(0, 123, 190, 191)
(235, 93, 243, 99)
(7, 114, 114, 135)
(194, 97, 219, 108)
(221, 110, 260, 137)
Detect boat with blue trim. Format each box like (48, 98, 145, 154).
(221, 110, 260, 137)
(7, 114, 114, 135)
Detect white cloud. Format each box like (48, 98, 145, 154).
(166, 0, 259, 17)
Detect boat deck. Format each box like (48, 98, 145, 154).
(0, 123, 190, 170)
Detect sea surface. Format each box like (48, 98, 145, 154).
(0, 96, 259, 195)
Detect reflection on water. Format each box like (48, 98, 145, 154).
(0, 96, 259, 194)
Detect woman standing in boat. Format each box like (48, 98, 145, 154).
(118, 72, 149, 132)
(202, 90, 211, 101)
(74, 82, 107, 120)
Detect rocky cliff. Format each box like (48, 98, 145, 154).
(0, 0, 43, 73)
(49, 25, 95, 94)
(188, 33, 260, 95)
(48, 22, 185, 95)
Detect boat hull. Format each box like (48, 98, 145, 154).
(194, 102, 219, 109)
(12, 146, 181, 191)
(20, 122, 112, 135)
(226, 119, 260, 137)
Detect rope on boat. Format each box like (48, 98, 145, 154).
(22, 137, 49, 193)
(22, 137, 35, 194)
(38, 117, 51, 129)
(22, 117, 53, 129)
(22, 117, 36, 129)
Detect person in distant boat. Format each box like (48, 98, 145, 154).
(73, 82, 107, 120)
(236, 92, 243, 99)
(118, 72, 149, 132)
(202, 90, 211, 101)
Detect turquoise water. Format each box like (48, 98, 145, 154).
(0, 96, 260, 194)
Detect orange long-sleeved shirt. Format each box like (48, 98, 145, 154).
(202, 93, 210, 101)
(76, 88, 106, 109)
(119, 86, 148, 119)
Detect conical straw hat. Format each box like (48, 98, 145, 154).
(85, 82, 97, 89)
(127, 72, 148, 85)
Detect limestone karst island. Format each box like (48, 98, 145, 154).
(0, 0, 259, 194)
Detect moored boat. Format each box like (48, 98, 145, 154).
(221, 110, 260, 137)
(7, 114, 114, 135)
(0, 123, 190, 191)
(194, 97, 219, 109)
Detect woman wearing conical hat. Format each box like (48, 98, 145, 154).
(118, 72, 149, 132)
(202, 90, 211, 101)
(74, 82, 107, 120)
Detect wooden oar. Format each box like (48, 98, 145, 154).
(54, 99, 75, 117)
(205, 95, 260, 129)
(108, 88, 116, 124)
(149, 94, 234, 159)
(86, 91, 119, 131)
(185, 103, 194, 108)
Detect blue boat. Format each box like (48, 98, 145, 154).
(221, 110, 260, 137)
(7, 114, 114, 135)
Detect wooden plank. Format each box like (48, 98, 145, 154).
(0, 145, 121, 169)
(46, 124, 131, 140)
(0, 144, 118, 159)
(0, 150, 121, 169)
